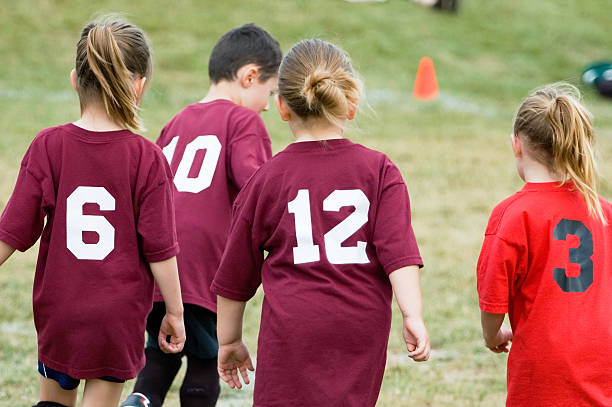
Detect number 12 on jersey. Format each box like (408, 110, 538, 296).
(288, 189, 370, 265)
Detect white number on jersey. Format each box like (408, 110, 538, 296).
(288, 189, 321, 264)
(66, 186, 115, 260)
(323, 190, 370, 264)
(162, 135, 222, 193)
(288, 189, 370, 265)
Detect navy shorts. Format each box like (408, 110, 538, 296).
(146, 302, 218, 360)
(38, 361, 125, 390)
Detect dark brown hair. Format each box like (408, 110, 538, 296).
(208, 23, 281, 84)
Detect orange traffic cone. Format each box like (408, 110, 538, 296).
(413, 57, 439, 100)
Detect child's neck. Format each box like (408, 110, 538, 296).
(290, 118, 345, 143)
(74, 104, 124, 132)
(200, 82, 240, 105)
(519, 156, 562, 183)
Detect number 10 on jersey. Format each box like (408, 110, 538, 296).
(288, 189, 370, 265)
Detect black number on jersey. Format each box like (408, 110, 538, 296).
(552, 218, 593, 293)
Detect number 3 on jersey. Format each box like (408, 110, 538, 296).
(162, 135, 222, 193)
(553, 218, 593, 293)
(288, 189, 370, 265)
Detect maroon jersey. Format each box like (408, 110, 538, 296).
(0, 124, 178, 379)
(155, 100, 272, 311)
(477, 182, 612, 406)
(211, 138, 423, 406)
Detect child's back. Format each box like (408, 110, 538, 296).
(0, 17, 185, 407)
(212, 39, 429, 407)
(0, 123, 176, 378)
(125, 23, 281, 407)
(157, 99, 271, 310)
(212, 138, 422, 406)
(477, 84, 612, 406)
(479, 183, 612, 405)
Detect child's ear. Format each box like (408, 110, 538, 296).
(70, 69, 78, 92)
(133, 77, 147, 99)
(275, 94, 291, 122)
(511, 133, 522, 157)
(347, 103, 357, 120)
(239, 64, 260, 89)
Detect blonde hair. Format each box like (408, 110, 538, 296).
(278, 39, 362, 127)
(514, 83, 605, 223)
(75, 17, 152, 131)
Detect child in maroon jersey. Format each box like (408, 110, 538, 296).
(211, 39, 430, 406)
(0, 17, 186, 407)
(477, 84, 612, 406)
(123, 24, 281, 407)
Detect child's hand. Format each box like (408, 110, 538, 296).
(403, 316, 430, 361)
(218, 340, 254, 389)
(485, 326, 513, 353)
(158, 313, 186, 354)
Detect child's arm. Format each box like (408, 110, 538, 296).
(0, 241, 16, 266)
(389, 265, 430, 361)
(149, 256, 185, 354)
(480, 311, 513, 353)
(217, 295, 254, 389)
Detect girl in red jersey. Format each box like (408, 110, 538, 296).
(211, 39, 430, 406)
(0, 17, 185, 407)
(477, 84, 612, 406)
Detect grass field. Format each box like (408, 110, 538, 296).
(1, 0, 612, 405)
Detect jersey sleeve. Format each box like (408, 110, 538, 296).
(227, 112, 272, 189)
(211, 188, 264, 301)
(0, 143, 50, 252)
(137, 150, 179, 263)
(476, 233, 521, 314)
(372, 158, 423, 274)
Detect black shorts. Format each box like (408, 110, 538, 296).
(38, 361, 124, 390)
(146, 302, 218, 360)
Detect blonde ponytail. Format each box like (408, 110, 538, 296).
(75, 17, 152, 131)
(279, 39, 362, 128)
(514, 83, 606, 223)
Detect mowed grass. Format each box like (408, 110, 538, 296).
(1, 0, 612, 405)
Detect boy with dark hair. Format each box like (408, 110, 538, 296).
(121, 23, 281, 407)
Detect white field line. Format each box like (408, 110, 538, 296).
(1, 86, 498, 117)
(366, 88, 498, 117)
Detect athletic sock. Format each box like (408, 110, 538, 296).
(132, 347, 182, 407)
(34, 402, 69, 407)
(179, 356, 220, 407)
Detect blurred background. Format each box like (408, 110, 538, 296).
(1, 0, 611, 405)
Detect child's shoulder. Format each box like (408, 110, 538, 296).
(32, 123, 72, 143)
(485, 190, 529, 236)
(168, 100, 264, 132)
(182, 100, 259, 119)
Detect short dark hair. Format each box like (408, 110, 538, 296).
(208, 23, 282, 84)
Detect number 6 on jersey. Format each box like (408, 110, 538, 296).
(66, 186, 115, 260)
(288, 189, 370, 265)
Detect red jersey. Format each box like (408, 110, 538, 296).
(211, 138, 423, 406)
(155, 100, 272, 311)
(477, 182, 612, 406)
(0, 124, 179, 379)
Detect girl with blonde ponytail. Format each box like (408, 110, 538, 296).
(477, 83, 612, 406)
(0, 17, 185, 407)
(212, 39, 429, 406)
